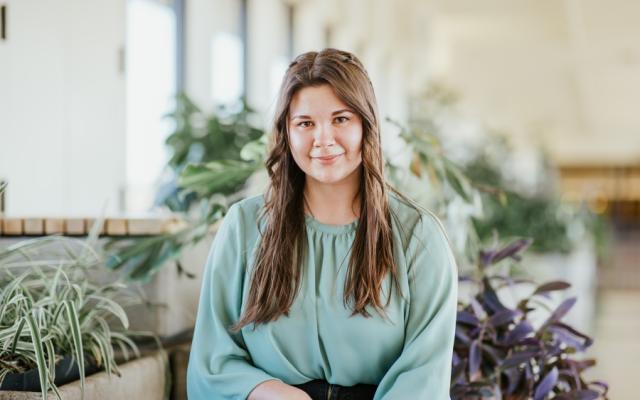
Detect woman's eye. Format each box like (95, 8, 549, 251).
(335, 116, 349, 124)
(298, 121, 313, 128)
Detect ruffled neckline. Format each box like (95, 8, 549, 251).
(304, 214, 359, 235)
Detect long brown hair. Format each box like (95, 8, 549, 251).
(231, 48, 405, 332)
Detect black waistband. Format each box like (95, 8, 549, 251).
(293, 379, 377, 400)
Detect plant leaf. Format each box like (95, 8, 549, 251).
(544, 297, 577, 325)
(533, 281, 571, 296)
(24, 312, 48, 400)
(533, 366, 558, 400)
(64, 300, 85, 396)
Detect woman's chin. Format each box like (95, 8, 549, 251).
(308, 172, 348, 185)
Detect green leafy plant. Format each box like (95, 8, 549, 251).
(104, 200, 226, 282)
(104, 93, 268, 282)
(384, 118, 494, 265)
(462, 143, 573, 254)
(105, 136, 267, 282)
(406, 82, 601, 255)
(0, 230, 146, 399)
(157, 93, 265, 212)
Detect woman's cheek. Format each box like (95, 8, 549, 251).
(343, 129, 363, 158)
(289, 131, 311, 164)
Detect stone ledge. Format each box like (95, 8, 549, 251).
(0, 351, 168, 400)
(0, 217, 182, 237)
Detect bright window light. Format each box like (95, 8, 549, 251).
(125, 0, 176, 213)
(211, 32, 243, 104)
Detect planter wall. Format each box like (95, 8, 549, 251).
(522, 239, 598, 334)
(0, 351, 168, 400)
(122, 233, 213, 338)
(457, 239, 598, 335)
(0, 356, 99, 392)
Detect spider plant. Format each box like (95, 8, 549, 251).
(0, 222, 145, 399)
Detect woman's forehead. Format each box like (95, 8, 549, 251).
(289, 85, 353, 117)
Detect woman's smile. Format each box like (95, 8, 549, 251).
(313, 153, 343, 164)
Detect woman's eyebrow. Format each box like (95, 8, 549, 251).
(331, 109, 353, 115)
(290, 109, 354, 120)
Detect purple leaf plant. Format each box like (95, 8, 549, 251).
(451, 238, 608, 400)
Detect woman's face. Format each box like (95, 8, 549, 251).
(287, 84, 363, 185)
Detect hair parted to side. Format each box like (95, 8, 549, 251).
(230, 48, 412, 332)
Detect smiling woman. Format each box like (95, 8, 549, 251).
(288, 84, 364, 224)
(187, 48, 458, 400)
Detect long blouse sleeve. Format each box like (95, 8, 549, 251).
(187, 203, 280, 399)
(374, 212, 458, 400)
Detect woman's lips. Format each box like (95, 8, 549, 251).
(313, 153, 343, 164)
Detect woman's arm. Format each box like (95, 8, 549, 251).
(374, 212, 458, 400)
(248, 380, 312, 400)
(188, 203, 291, 399)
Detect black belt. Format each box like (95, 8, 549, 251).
(293, 379, 377, 400)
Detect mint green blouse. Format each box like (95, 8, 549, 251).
(187, 193, 458, 399)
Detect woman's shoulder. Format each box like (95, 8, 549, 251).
(224, 193, 267, 235)
(388, 192, 457, 282)
(233, 193, 266, 215)
(388, 192, 446, 243)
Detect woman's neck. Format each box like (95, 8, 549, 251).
(303, 171, 361, 225)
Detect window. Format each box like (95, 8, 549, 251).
(125, 0, 177, 213)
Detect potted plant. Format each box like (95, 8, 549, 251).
(155, 93, 265, 212)
(452, 237, 608, 399)
(0, 223, 149, 399)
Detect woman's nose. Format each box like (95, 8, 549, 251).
(313, 122, 336, 147)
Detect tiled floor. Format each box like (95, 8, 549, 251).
(586, 229, 640, 399)
(598, 230, 640, 290)
(587, 289, 640, 400)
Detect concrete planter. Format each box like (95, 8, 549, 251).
(124, 233, 214, 338)
(520, 239, 598, 334)
(0, 351, 168, 400)
(457, 239, 598, 335)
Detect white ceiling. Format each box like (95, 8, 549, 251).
(412, 0, 640, 164)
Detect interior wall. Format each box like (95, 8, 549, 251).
(0, 0, 126, 217)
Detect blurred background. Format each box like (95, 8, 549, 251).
(1, 0, 639, 399)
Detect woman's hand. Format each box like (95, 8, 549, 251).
(248, 379, 312, 400)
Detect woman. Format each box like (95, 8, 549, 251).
(187, 48, 458, 400)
